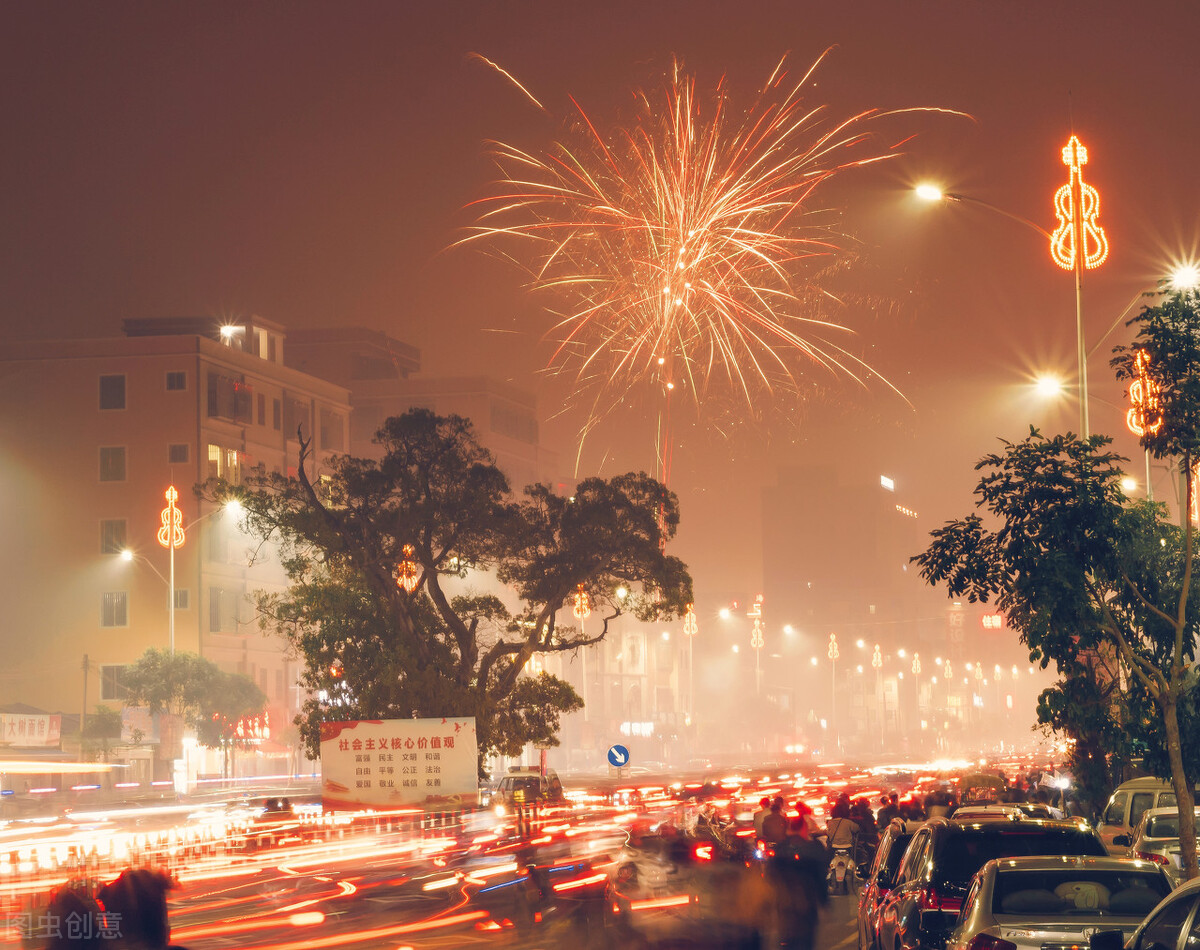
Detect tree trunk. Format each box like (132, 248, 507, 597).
(1162, 697, 1198, 879)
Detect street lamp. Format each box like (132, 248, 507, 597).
(917, 135, 1110, 439)
(124, 493, 242, 654)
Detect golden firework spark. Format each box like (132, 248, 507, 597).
(460, 52, 965, 412)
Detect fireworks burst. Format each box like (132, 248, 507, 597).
(461, 52, 964, 423)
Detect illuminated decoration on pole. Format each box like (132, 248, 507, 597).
(747, 593, 763, 619)
(871, 645, 882, 670)
(157, 485, 186, 655)
(572, 583, 592, 620)
(1127, 349, 1164, 437)
(682, 603, 697, 724)
(1050, 136, 1109, 272)
(683, 603, 697, 636)
(750, 618, 764, 649)
(395, 544, 420, 594)
(911, 653, 921, 675)
(975, 662, 984, 682)
(944, 660, 952, 678)
(1192, 461, 1200, 527)
(827, 633, 839, 661)
(1050, 134, 1107, 439)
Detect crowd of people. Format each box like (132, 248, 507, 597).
(26, 868, 186, 950)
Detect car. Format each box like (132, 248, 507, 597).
(1119, 806, 1200, 883)
(1097, 777, 1199, 855)
(1116, 872, 1200, 950)
(858, 820, 922, 950)
(944, 855, 1173, 950)
(875, 817, 1110, 950)
(491, 767, 565, 813)
(951, 803, 1060, 822)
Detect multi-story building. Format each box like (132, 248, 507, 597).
(0, 316, 351, 777)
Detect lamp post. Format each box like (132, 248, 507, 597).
(917, 134, 1109, 439)
(127, 494, 241, 654)
(827, 633, 839, 750)
(156, 486, 186, 654)
(683, 603, 697, 722)
(748, 594, 764, 695)
(872, 643, 883, 744)
(573, 583, 591, 722)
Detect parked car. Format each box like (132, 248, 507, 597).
(950, 803, 1060, 822)
(1116, 872, 1200, 950)
(858, 820, 921, 950)
(944, 855, 1172, 950)
(876, 817, 1109, 950)
(1119, 806, 1200, 883)
(1097, 777, 1198, 855)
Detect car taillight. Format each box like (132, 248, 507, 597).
(920, 886, 963, 914)
(1135, 850, 1170, 865)
(966, 935, 1017, 950)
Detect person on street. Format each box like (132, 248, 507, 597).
(762, 796, 789, 845)
(876, 792, 900, 829)
(753, 796, 772, 838)
(769, 819, 829, 950)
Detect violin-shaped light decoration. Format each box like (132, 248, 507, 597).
(1126, 349, 1164, 437)
(683, 603, 697, 637)
(572, 583, 591, 620)
(396, 544, 420, 594)
(750, 618, 764, 650)
(157, 485, 185, 549)
(1050, 135, 1108, 271)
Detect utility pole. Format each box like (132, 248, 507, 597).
(80, 654, 89, 751)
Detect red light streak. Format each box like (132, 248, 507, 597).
(630, 894, 692, 911)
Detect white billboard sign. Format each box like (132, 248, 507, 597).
(319, 717, 477, 812)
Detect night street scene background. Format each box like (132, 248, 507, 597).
(2, 2, 1200, 948)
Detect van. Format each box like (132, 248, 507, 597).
(1097, 777, 1197, 854)
(492, 767, 564, 813)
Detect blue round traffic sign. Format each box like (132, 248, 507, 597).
(607, 744, 630, 768)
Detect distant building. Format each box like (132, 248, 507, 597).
(0, 316, 351, 776)
(286, 328, 558, 487)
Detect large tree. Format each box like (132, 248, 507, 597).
(915, 431, 1200, 877)
(218, 409, 692, 769)
(914, 281, 1200, 878)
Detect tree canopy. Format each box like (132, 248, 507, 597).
(915, 282, 1200, 878)
(218, 408, 693, 769)
(123, 649, 267, 761)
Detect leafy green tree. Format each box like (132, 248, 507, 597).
(216, 409, 692, 770)
(123, 649, 267, 773)
(80, 705, 123, 761)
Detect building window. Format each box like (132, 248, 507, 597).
(99, 447, 126, 482)
(100, 665, 129, 701)
(101, 591, 128, 627)
(166, 371, 187, 391)
(272, 398, 281, 430)
(99, 375, 126, 410)
(206, 372, 252, 422)
(207, 444, 241, 483)
(100, 519, 127, 555)
(319, 409, 345, 451)
(168, 443, 189, 464)
(209, 586, 244, 633)
(174, 588, 189, 610)
(257, 393, 266, 426)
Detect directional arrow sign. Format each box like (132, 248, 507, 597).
(607, 744, 630, 768)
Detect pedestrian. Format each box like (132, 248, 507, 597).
(769, 821, 829, 950)
(753, 796, 772, 838)
(96, 868, 188, 949)
(876, 792, 900, 829)
(762, 796, 789, 845)
(42, 884, 103, 950)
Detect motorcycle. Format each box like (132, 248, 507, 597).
(827, 844, 856, 895)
